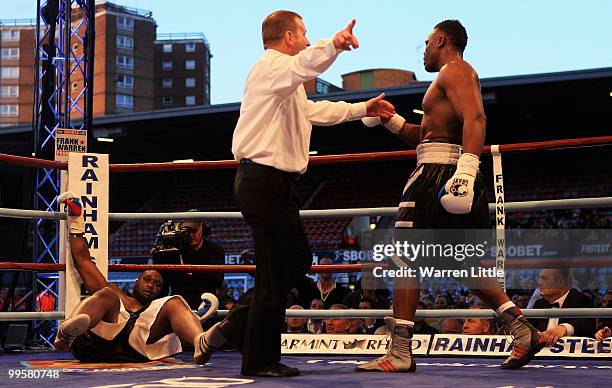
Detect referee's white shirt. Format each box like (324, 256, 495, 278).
(232, 39, 367, 174)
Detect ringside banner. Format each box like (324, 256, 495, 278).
(429, 334, 612, 358)
(280, 334, 612, 358)
(281, 334, 431, 355)
(64, 153, 109, 316)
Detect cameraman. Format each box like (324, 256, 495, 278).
(163, 218, 225, 309)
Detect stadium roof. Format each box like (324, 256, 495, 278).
(2, 65, 611, 167)
(2, 66, 611, 136)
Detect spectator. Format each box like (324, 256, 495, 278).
(286, 305, 308, 333)
(348, 314, 365, 334)
(309, 258, 349, 309)
(342, 272, 390, 309)
(325, 304, 351, 334)
(159, 217, 226, 309)
(414, 301, 439, 335)
(289, 275, 319, 309)
(597, 291, 612, 333)
(11, 289, 27, 311)
(36, 290, 56, 312)
(595, 326, 611, 341)
(440, 319, 463, 334)
(434, 295, 449, 310)
(222, 296, 236, 311)
(216, 281, 229, 301)
(359, 298, 383, 334)
(516, 293, 530, 309)
(374, 324, 390, 335)
(307, 298, 325, 334)
(462, 307, 493, 335)
(530, 268, 595, 345)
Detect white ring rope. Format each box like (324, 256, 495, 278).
(2, 308, 612, 321)
(1, 197, 611, 221)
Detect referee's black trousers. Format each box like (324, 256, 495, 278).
(220, 162, 312, 371)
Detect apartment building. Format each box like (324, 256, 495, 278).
(0, 20, 37, 126)
(153, 33, 211, 109)
(70, 1, 156, 117)
(1, 1, 212, 126)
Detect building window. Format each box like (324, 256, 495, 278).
(185, 77, 196, 88)
(116, 94, 134, 109)
(0, 104, 19, 117)
(185, 42, 196, 52)
(1, 30, 20, 41)
(163, 43, 173, 53)
(162, 96, 173, 106)
(0, 67, 19, 79)
(185, 60, 196, 70)
(116, 55, 134, 69)
(116, 35, 134, 49)
(162, 78, 173, 88)
(116, 75, 133, 89)
(185, 96, 195, 106)
(117, 16, 134, 30)
(0, 86, 19, 97)
(71, 82, 78, 91)
(162, 60, 173, 70)
(1, 48, 19, 60)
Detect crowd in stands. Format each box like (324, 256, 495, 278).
(206, 262, 612, 339)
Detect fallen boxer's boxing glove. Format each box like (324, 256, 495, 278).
(57, 191, 85, 235)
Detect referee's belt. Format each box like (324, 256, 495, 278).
(239, 159, 301, 178)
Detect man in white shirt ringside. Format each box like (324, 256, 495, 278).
(196, 10, 395, 377)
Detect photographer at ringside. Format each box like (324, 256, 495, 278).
(152, 213, 225, 309)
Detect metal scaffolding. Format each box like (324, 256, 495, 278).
(32, 0, 94, 346)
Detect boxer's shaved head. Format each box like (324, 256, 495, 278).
(262, 10, 302, 48)
(434, 19, 468, 52)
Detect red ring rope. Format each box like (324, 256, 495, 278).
(0, 136, 610, 172)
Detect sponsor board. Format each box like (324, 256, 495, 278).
(281, 334, 612, 358)
(55, 128, 87, 162)
(430, 335, 612, 358)
(281, 334, 431, 355)
(64, 153, 109, 315)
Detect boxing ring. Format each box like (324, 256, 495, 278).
(1, 135, 611, 387)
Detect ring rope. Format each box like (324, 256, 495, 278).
(2, 308, 612, 321)
(1, 197, 611, 221)
(1, 136, 610, 172)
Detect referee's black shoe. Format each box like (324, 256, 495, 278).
(241, 362, 300, 377)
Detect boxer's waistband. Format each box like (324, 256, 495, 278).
(416, 142, 462, 165)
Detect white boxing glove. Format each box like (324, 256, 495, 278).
(196, 292, 220, 323)
(361, 114, 405, 134)
(439, 153, 479, 214)
(57, 191, 85, 235)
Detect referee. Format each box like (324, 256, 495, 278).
(198, 10, 395, 377)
